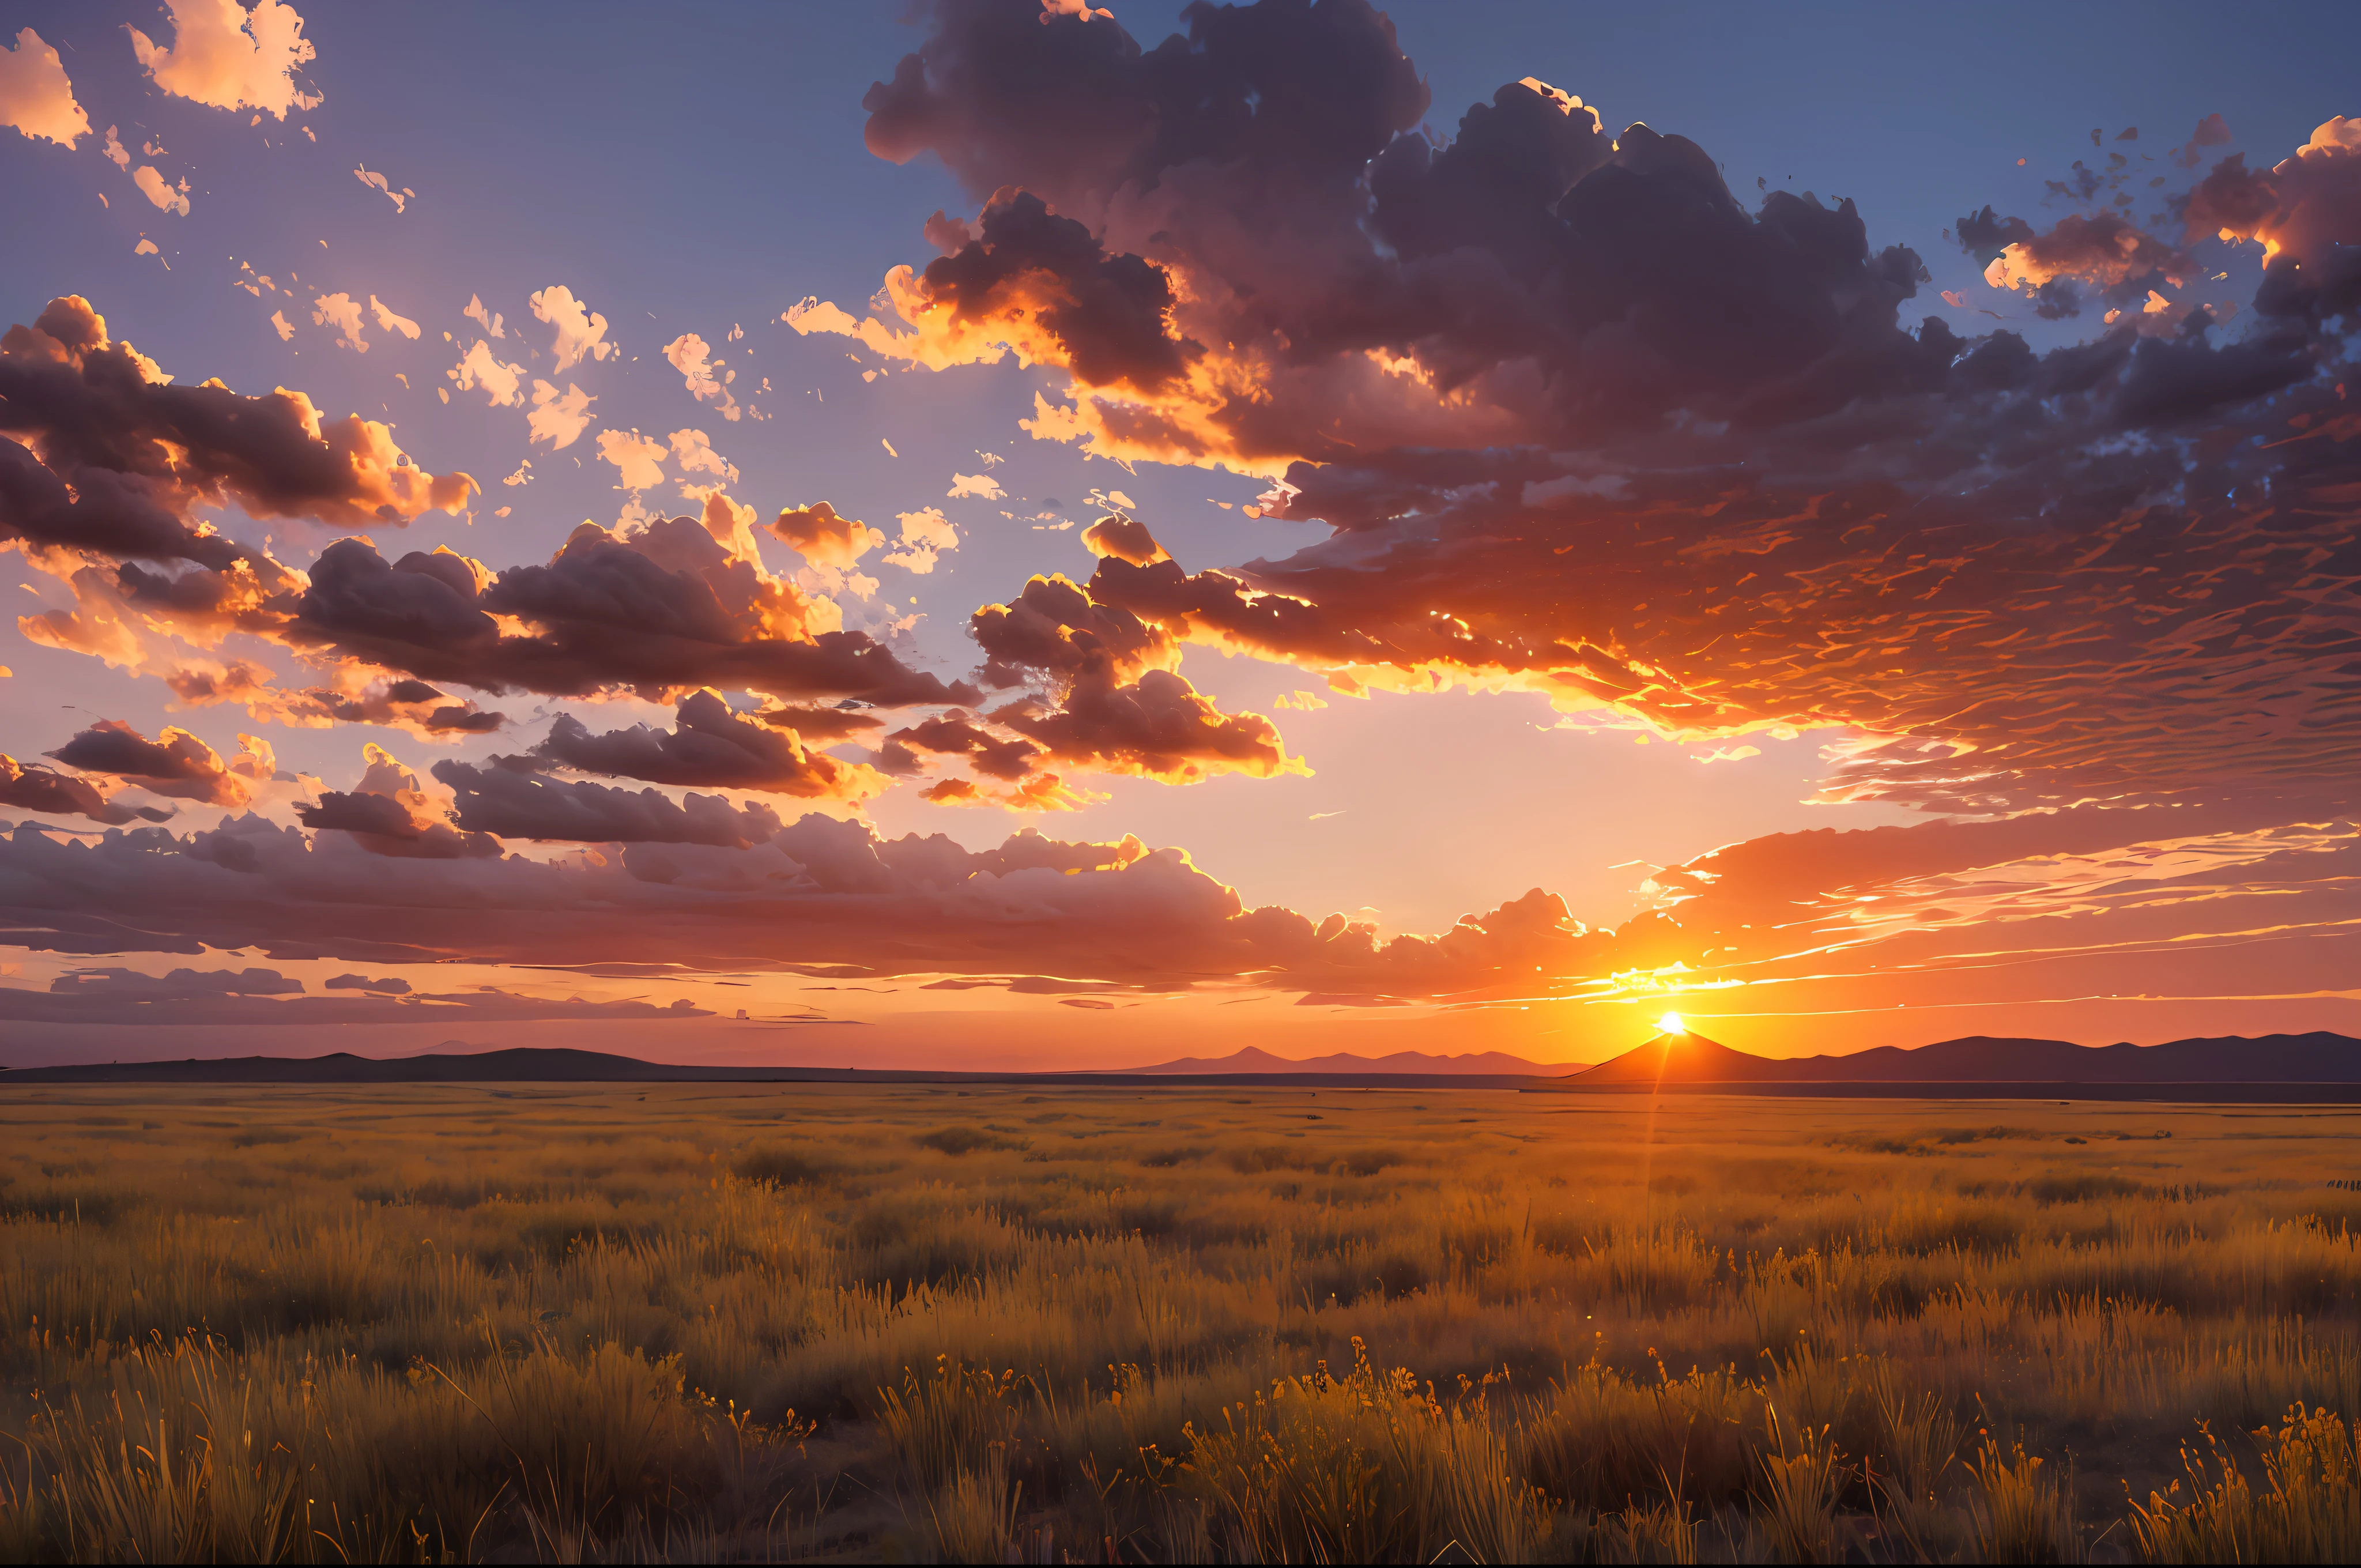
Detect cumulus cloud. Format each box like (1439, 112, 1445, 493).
(770, 501, 884, 568)
(448, 338, 525, 404)
(526, 380, 595, 448)
(813, 2, 2361, 830)
(531, 285, 615, 372)
(311, 291, 369, 350)
(130, 0, 322, 118)
(46, 719, 251, 806)
(662, 333, 738, 420)
(596, 427, 667, 491)
(1, 296, 473, 570)
(667, 428, 737, 489)
(0, 753, 170, 825)
(1079, 512, 1167, 564)
(278, 515, 973, 706)
(519, 688, 888, 801)
(435, 763, 790, 847)
(0, 28, 89, 147)
(0, 802, 1662, 1001)
(884, 506, 958, 573)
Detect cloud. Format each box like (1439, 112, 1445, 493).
(130, 0, 322, 119)
(186, 665, 507, 740)
(2186, 116, 2361, 278)
(280, 515, 975, 706)
(770, 501, 884, 568)
(890, 711, 1042, 781)
(948, 470, 1004, 499)
(1001, 666, 1305, 785)
(133, 166, 191, 216)
(662, 333, 739, 421)
(0, 973, 710, 1026)
(526, 380, 595, 448)
(667, 428, 737, 488)
(596, 428, 667, 491)
(0, 28, 89, 147)
(46, 719, 251, 806)
(435, 763, 790, 847)
(0, 753, 170, 826)
(0, 805, 1635, 1000)
(353, 167, 412, 212)
(518, 687, 888, 801)
(292, 742, 498, 859)
(884, 506, 958, 573)
(1, 297, 473, 568)
(368, 295, 420, 340)
(311, 291, 368, 350)
(323, 973, 408, 992)
(270, 308, 293, 341)
(1079, 512, 1167, 565)
(531, 285, 616, 372)
(448, 338, 525, 404)
(463, 293, 504, 338)
(820, 4, 2361, 830)
(53, 965, 299, 998)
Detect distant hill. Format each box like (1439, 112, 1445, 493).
(1568, 1030, 2361, 1086)
(1122, 1045, 1583, 1076)
(0, 1048, 699, 1085)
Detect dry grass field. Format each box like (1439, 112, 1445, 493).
(3, 1079, 2360, 1562)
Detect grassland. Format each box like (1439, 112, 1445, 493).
(2, 1079, 2360, 1562)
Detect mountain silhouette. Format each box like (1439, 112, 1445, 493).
(1567, 1029, 2361, 1085)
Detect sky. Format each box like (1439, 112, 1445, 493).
(1, 0, 2357, 1071)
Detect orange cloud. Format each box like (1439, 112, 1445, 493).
(130, 0, 322, 119)
(0, 28, 89, 148)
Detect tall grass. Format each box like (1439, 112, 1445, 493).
(1, 1082, 2357, 1559)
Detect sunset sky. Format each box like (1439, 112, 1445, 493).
(2, 0, 2358, 1070)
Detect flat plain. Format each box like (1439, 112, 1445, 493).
(3, 1080, 2359, 1562)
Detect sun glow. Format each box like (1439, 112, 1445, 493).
(1658, 1012, 1685, 1035)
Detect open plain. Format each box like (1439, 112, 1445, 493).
(2, 1080, 2359, 1561)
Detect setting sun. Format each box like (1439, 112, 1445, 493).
(1658, 1012, 1685, 1035)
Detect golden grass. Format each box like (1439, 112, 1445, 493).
(1, 1082, 2359, 1559)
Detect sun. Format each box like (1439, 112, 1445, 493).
(1657, 1011, 1685, 1036)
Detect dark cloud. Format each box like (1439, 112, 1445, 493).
(432, 762, 787, 848)
(295, 774, 501, 861)
(0, 978, 711, 1027)
(0, 809, 1608, 996)
(750, 703, 884, 741)
(1004, 667, 1300, 783)
(47, 719, 249, 806)
(51, 966, 301, 998)
(1, 754, 170, 826)
(812, 3, 2361, 820)
(863, 0, 1428, 212)
(970, 571, 1176, 688)
(914, 189, 1197, 391)
(324, 973, 410, 993)
(525, 689, 884, 800)
(889, 713, 1042, 780)
(1953, 204, 2035, 263)
(285, 523, 975, 706)
(0, 296, 473, 566)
